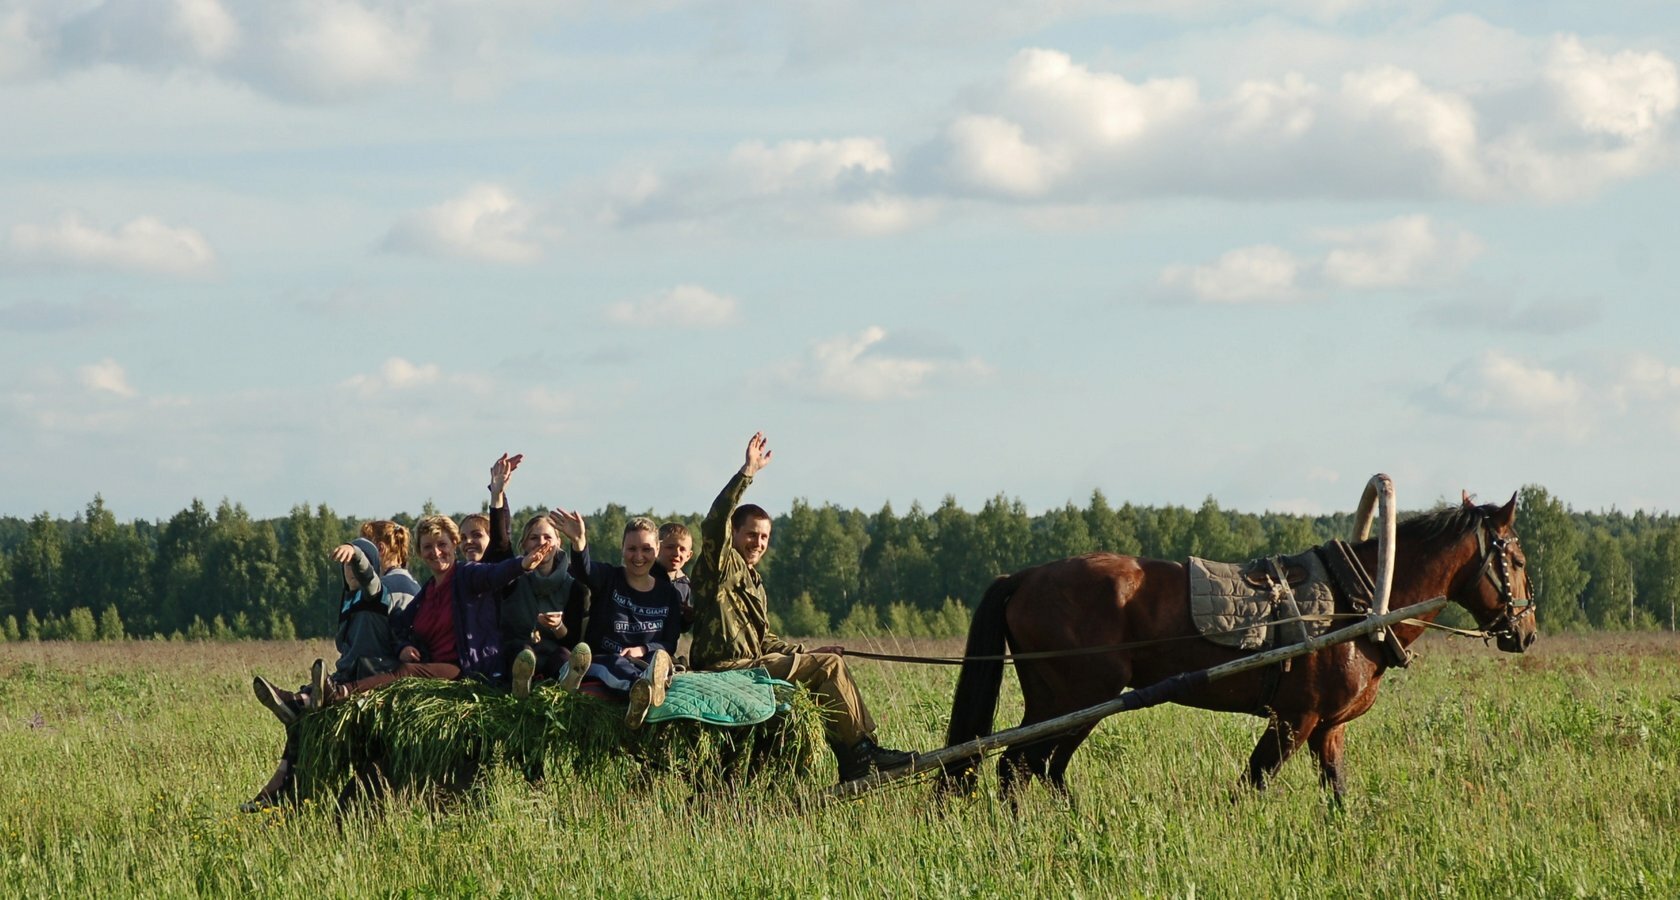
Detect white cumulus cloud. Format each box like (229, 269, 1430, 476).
(909, 40, 1680, 205)
(1547, 36, 1680, 141)
(1426, 349, 1680, 442)
(604, 285, 739, 328)
(1159, 245, 1304, 303)
(4, 213, 215, 276)
(1316, 214, 1483, 289)
(258, 1, 428, 100)
(1, 0, 559, 101)
(602, 137, 933, 236)
(1160, 214, 1482, 302)
(779, 326, 992, 401)
(341, 357, 441, 396)
(78, 358, 137, 398)
(381, 184, 544, 264)
(1431, 351, 1587, 423)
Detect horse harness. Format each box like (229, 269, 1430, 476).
(1468, 513, 1534, 646)
(1246, 539, 1391, 716)
(842, 524, 1529, 669)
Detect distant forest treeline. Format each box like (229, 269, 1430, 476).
(0, 485, 1675, 642)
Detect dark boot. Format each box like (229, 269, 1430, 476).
(835, 741, 871, 783)
(836, 737, 915, 783)
(868, 739, 915, 773)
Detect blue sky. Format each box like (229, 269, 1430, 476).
(3, 0, 1678, 522)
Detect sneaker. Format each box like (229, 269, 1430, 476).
(558, 643, 591, 692)
(511, 648, 537, 699)
(625, 676, 654, 730)
(306, 658, 327, 710)
(646, 649, 672, 709)
(251, 676, 301, 726)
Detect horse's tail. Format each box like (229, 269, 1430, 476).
(938, 572, 1018, 795)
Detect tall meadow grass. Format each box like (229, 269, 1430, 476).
(1, 634, 1677, 897)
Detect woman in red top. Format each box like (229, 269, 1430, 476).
(316, 513, 553, 701)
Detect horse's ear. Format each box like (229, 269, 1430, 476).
(1493, 492, 1518, 529)
(1461, 490, 1475, 508)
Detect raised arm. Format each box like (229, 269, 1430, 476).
(331, 543, 383, 597)
(550, 507, 587, 554)
(489, 452, 522, 511)
(551, 508, 615, 593)
(695, 432, 771, 579)
(486, 452, 522, 562)
(455, 542, 554, 595)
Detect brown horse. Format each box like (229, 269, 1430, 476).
(943, 493, 1536, 800)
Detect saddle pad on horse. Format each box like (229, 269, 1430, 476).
(1188, 548, 1337, 650)
(644, 668, 793, 727)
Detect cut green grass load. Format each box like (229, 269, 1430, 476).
(293, 677, 828, 801)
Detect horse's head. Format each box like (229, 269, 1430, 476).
(1450, 491, 1536, 653)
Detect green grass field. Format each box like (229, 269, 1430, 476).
(2, 633, 1678, 897)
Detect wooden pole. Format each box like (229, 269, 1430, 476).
(829, 596, 1448, 800)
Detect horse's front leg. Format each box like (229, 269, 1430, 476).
(1307, 723, 1348, 806)
(1244, 715, 1314, 792)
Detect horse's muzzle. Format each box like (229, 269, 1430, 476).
(1495, 623, 1537, 653)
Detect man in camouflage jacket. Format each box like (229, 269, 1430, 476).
(689, 432, 913, 783)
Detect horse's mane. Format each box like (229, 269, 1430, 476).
(1395, 503, 1491, 545)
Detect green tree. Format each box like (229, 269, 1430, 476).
(1264, 514, 1321, 555)
(862, 534, 939, 610)
(930, 495, 977, 603)
(928, 597, 972, 638)
(265, 609, 298, 640)
(276, 503, 350, 638)
(1139, 505, 1195, 561)
(66, 607, 97, 642)
(765, 499, 819, 604)
(806, 505, 867, 619)
(976, 494, 1032, 571)
(97, 605, 125, 641)
(1085, 491, 1140, 555)
(1189, 496, 1243, 561)
(151, 499, 212, 635)
(12, 513, 66, 618)
(1583, 531, 1639, 629)
(834, 603, 881, 638)
(38, 613, 66, 640)
(1, 615, 18, 642)
(885, 602, 930, 638)
(1516, 485, 1588, 632)
(0, 549, 11, 620)
(202, 501, 283, 631)
(65, 496, 150, 633)
(24, 610, 41, 641)
(1033, 502, 1094, 562)
(779, 592, 830, 637)
(1651, 524, 1680, 631)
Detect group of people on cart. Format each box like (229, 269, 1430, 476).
(244, 433, 912, 809)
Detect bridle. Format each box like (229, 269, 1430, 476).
(1469, 514, 1533, 643)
